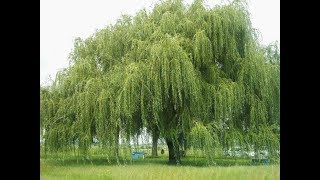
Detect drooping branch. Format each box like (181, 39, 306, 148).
(40, 0, 280, 164)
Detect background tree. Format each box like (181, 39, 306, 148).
(40, 0, 280, 165)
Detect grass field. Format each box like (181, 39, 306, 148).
(40, 154, 279, 180)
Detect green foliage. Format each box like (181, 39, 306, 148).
(40, 0, 280, 163)
(189, 121, 222, 163)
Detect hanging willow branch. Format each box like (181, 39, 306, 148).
(40, 0, 280, 164)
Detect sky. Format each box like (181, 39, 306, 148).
(40, 0, 279, 85)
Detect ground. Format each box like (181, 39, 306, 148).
(40, 154, 280, 180)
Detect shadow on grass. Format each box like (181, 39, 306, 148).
(41, 155, 276, 167)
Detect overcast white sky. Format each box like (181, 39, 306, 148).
(40, 0, 279, 85)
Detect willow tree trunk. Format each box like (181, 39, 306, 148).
(152, 127, 160, 156)
(166, 138, 181, 164)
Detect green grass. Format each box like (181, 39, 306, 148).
(41, 155, 279, 180)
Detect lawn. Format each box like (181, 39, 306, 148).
(40, 154, 279, 180)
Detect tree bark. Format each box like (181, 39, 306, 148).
(152, 127, 160, 156)
(166, 138, 181, 164)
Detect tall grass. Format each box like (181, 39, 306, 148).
(41, 159, 279, 180)
(41, 145, 279, 179)
(41, 153, 279, 180)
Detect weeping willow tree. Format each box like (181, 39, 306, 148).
(40, 0, 280, 165)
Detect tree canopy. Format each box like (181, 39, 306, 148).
(40, 0, 280, 164)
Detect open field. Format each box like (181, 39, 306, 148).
(41, 154, 279, 180)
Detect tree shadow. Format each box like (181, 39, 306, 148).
(42, 155, 275, 167)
